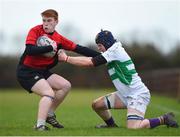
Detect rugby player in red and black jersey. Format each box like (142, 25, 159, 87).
(16, 9, 100, 131)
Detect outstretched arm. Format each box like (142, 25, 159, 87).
(58, 50, 93, 67)
(73, 44, 101, 57)
(58, 50, 107, 67)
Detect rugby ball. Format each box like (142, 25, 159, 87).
(36, 36, 56, 57)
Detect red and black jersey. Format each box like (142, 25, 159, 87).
(21, 25, 77, 69)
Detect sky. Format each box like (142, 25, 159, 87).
(0, 0, 179, 55)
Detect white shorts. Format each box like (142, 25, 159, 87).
(111, 77, 151, 115)
(115, 91, 151, 115)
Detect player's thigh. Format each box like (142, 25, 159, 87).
(111, 92, 126, 109)
(92, 92, 126, 110)
(47, 74, 71, 90)
(31, 78, 54, 97)
(127, 108, 145, 129)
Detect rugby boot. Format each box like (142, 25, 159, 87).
(34, 125, 50, 131)
(95, 123, 118, 128)
(46, 114, 64, 128)
(163, 112, 179, 128)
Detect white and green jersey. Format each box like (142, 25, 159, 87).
(102, 42, 149, 97)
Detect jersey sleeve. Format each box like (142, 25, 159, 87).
(25, 28, 39, 45)
(91, 55, 107, 66)
(73, 44, 101, 57)
(25, 44, 53, 55)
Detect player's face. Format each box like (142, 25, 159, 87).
(97, 44, 106, 52)
(42, 16, 58, 33)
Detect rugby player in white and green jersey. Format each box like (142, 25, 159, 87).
(58, 30, 178, 129)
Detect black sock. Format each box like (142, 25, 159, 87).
(105, 117, 115, 126)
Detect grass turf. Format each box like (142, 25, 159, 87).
(0, 88, 179, 136)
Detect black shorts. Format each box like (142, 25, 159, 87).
(16, 65, 53, 93)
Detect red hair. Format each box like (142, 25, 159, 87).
(41, 9, 58, 20)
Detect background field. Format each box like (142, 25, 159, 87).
(0, 89, 180, 136)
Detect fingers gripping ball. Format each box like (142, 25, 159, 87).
(36, 36, 56, 57)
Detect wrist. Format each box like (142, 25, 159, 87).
(65, 56, 69, 62)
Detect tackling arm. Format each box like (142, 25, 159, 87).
(66, 56, 94, 67)
(58, 50, 107, 67)
(73, 44, 101, 57)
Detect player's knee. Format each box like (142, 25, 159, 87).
(92, 100, 98, 110)
(43, 94, 55, 101)
(127, 114, 145, 129)
(43, 90, 55, 100)
(127, 120, 145, 129)
(127, 123, 145, 129)
(127, 124, 138, 129)
(92, 100, 103, 110)
(127, 122, 140, 129)
(62, 81, 71, 92)
(48, 90, 55, 97)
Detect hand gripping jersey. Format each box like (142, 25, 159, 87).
(22, 25, 76, 69)
(101, 42, 149, 97)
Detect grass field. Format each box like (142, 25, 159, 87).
(0, 88, 180, 136)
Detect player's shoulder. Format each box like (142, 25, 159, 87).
(32, 24, 43, 29)
(107, 41, 123, 52)
(27, 25, 44, 37)
(29, 24, 43, 32)
(53, 31, 70, 41)
(113, 41, 122, 48)
(105, 41, 126, 59)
